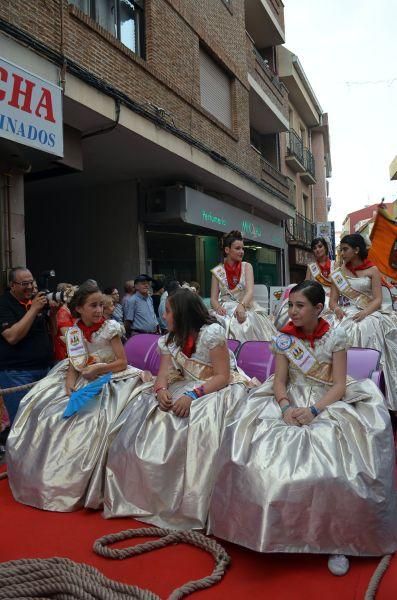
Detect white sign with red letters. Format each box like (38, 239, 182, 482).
(0, 56, 63, 156)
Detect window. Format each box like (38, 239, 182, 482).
(199, 48, 232, 129)
(69, 0, 145, 57)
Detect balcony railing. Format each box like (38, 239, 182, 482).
(287, 129, 304, 165)
(287, 211, 315, 247)
(304, 147, 315, 179)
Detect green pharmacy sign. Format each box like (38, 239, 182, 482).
(241, 220, 262, 238)
(201, 210, 227, 227)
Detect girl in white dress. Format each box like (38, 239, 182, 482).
(210, 230, 275, 341)
(7, 280, 147, 511)
(104, 288, 250, 528)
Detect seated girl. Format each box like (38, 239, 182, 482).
(209, 280, 397, 575)
(210, 230, 275, 341)
(7, 280, 148, 512)
(329, 233, 397, 412)
(104, 288, 250, 529)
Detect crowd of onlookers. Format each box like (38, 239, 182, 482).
(0, 268, 201, 456)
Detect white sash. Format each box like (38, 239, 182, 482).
(330, 268, 371, 309)
(274, 333, 333, 384)
(66, 325, 89, 371)
(211, 263, 244, 300)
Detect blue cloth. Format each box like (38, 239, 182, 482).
(0, 368, 49, 424)
(63, 373, 112, 418)
(112, 302, 124, 324)
(125, 292, 158, 333)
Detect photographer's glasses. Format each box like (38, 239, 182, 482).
(13, 280, 34, 288)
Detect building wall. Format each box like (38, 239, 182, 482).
(25, 180, 140, 290)
(0, 0, 288, 197)
(311, 130, 327, 222)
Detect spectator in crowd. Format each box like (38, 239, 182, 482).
(0, 267, 55, 425)
(53, 283, 75, 361)
(190, 281, 201, 295)
(103, 294, 115, 320)
(103, 287, 124, 324)
(151, 279, 165, 319)
(122, 280, 135, 316)
(125, 275, 159, 337)
(158, 280, 181, 332)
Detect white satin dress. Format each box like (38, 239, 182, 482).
(335, 275, 397, 411)
(104, 323, 250, 529)
(208, 328, 397, 556)
(7, 320, 149, 511)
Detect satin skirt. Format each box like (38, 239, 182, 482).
(6, 360, 147, 512)
(208, 375, 397, 555)
(214, 301, 276, 342)
(104, 379, 249, 529)
(336, 306, 397, 410)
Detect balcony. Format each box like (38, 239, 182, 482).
(246, 34, 289, 135)
(245, 0, 285, 47)
(286, 211, 315, 248)
(301, 147, 316, 184)
(285, 130, 316, 184)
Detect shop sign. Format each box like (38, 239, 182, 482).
(315, 221, 335, 258)
(185, 187, 284, 248)
(0, 57, 63, 156)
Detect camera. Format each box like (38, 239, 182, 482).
(42, 290, 67, 304)
(37, 270, 76, 305)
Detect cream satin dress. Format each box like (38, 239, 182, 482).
(212, 262, 276, 341)
(334, 274, 397, 410)
(7, 320, 149, 512)
(208, 328, 397, 556)
(103, 323, 250, 529)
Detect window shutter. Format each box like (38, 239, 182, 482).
(199, 49, 232, 129)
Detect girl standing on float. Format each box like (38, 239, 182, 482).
(7, 280, 150, 512)
(329, 233, 397, 412)
(210, 230, 275, 341)
(274, 237, 337, 330)
(104, 288, 250, 529)
(209, 280, 397, 575)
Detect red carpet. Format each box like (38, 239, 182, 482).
(0, 476, 396, 599)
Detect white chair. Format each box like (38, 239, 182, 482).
(253, 284, 270, 314)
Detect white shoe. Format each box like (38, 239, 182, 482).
(328, 554, 350, 576)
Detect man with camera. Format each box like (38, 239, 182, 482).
(0, 267, 55, 427)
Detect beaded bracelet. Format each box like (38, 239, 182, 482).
(185, 390, 199, 400)
(277, 396, 289, 404)
(154, 386, 167, 397)
(310, 405, 321, 417)
(281, 403, 291, 414)
(193, 385, 205, 398)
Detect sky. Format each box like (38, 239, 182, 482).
(283, 0, 397, 229)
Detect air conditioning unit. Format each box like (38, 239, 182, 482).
(142, 185, 186, 222)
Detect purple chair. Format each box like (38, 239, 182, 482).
(347, 347, 385, 394)
(236, 341, 275, 383)
(124, 333, 160, 371)
(227, 339, 240, 355)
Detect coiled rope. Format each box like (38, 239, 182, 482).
(364, 554, 392, 600)
(0, 527, 231, 600)
(0, 381, 38, 395)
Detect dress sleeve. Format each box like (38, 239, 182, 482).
(158, 334, 171, 355)
(202, 323, 226, 350)
(102, 319, 125, 341)
(271, 333, 287, 355)
(331, 328, 349, 352)
(57, 306, 74, 330)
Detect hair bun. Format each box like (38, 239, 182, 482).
(222, 230, 243, 249)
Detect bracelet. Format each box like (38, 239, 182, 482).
(185, 390, 199, 400)
(281, 403, 291, 414)
(310, 405, 321, 417)
(193, 385, 205, 398)
(154, 386, 167, 396)
(277, 396, 289, 404)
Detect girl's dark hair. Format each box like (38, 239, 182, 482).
(310, 237, 329, 255)
(69, 280, 101, 317)
(222, 230, 243, 255)
(340, 233, 368, 259)
(166, 288, 217, 348)
(289, 280, 325, 307)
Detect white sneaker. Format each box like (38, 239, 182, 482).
(328, 554, 350, 576)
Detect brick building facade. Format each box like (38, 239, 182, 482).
(0, 0, 328, 293)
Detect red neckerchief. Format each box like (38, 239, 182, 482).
(17, 299, 32, 312)
(281, 318, 330, 348)
(345, 258, 375, 275)
(77, 318, 105, 342)
(318, 258, 331, 278)
(224, 260, 242, 289)
(182, 333, 196, 358)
